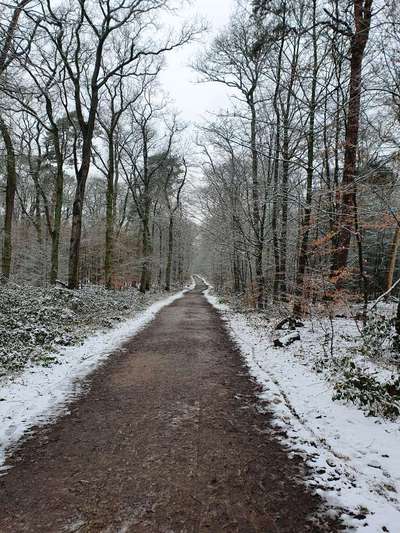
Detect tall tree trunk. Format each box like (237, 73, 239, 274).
(0, 0, 31, 75)
(49, 161, 64, 285)
(249, 96, 264, 308)
(271, 3, 288, 298)
(68, 172, 87, 289)
(104, 135, 115, 289)
(293, 0, 318, 316)
(68, 91, 99, 289)
(32, 172, 43, 282)
(232, 208, 241, 293)
(354, 190, 368, 316)
(278, 20, 300, 299)
(271, 138, 280, 297)
(279, 115, 290, 296)
(165, 216, 173, 291)
(0, 116, 16, 282)
(271, 13, 285, 299)
(140, 200, 152, 293)
(331, 0, 373, 277)
(158, 226, 163, 286)
(387, 226, 400, 291)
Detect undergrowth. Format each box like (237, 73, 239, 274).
(332, 357, 400, 419)
(0, 283, 162, 376)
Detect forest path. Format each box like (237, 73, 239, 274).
(0, 281, 340, 532)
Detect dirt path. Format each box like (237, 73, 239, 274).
(0, 282, 340, 532)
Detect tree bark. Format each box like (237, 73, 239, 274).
(249, 96, 265, 308)
(278, 21, 300, 299)
(0, 0, 31, 75)
(293, 0, 318, 316)
(104, 135, 115, 289)
(387, 226, 400, 291)
(0, 116, 16, 282)
(140, 201, 152, 293)
(165, 216, 173, 291)
(331, 0, 373, 277)
(49, 159, 64, 285)
(271, 5, 286, 298)
(279, 114, 290, 296)
(68, 95, 98, 290)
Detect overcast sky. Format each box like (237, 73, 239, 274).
(160, 0, 235, 125)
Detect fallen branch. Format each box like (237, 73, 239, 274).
(369, 277, 400, 311)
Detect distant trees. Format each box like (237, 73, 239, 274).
(0, 0, 34, 281)
(199, 0, 400, 313)
(163, 157, 187, 292)
(0, 0, 197, 290)
(196, 13, 271, 307)
(3, 0, 400, 312)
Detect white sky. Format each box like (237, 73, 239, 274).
(160, 0, 235, 125)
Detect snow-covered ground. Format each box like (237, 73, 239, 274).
(0, 287, 190, 471)
(204, 288, 400, 532)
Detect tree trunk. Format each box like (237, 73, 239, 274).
(68, 89, 99, 289)
(158, 226, 163, 286)
(354, 190, 368, 316)
(271, 137, 280, 297)
(0, 116, 16, 282)
(271, 8, 286, 298)
(278, 22, 300, 299)
(104, 135, 115, 289)
(293, 0, 318, 316)
(279, 115, 289, 296)
(0, 0, 31, 75)
(387, 226, 400, 291)
(331, 0, 373, 277)
(249, 97, 264, 308)
(68, 172, 87, 289)
(140, 202, 152, 293)
(165, 216, 174, 291)
(49, 161, 64, 285)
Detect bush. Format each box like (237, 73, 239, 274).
(360, 314, 394, 361)
(333, 358, 400, 419)
(0, 283, 155, 375)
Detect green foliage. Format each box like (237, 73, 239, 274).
(0, 283, 154, 376)
(333, 358, 400, 419)
(360, 313, 394, 359)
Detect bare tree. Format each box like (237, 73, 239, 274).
(196, 10, 270, 307)
(93, 71, 155, 288)
(330, 0, 374, 278)
(0, 113, 16, 281)
(37, 0, 198, 288)
(163, 157, 187, 291)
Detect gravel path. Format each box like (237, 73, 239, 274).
(0, 282, 340, 532)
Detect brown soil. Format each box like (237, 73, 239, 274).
(0, 282, 341, 532)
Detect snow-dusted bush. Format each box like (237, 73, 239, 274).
(333, 357, 400, 419)
(0, 283, 157, 375)
(360, 313, 397, 361)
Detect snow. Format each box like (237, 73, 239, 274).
(204, 287, 400, 533)
(0, 287, 190, 471)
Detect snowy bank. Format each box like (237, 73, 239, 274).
(0, 287, 190, 470)
(204, 287, 400, 533)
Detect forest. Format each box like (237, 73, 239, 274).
(1, 0, 399, 309)
(1, 0, 400, 531)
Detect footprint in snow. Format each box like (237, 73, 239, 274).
(5, 425, 16, 436)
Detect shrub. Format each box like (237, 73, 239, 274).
(333, 358, 400, 419)
(0, 283, 154, 375)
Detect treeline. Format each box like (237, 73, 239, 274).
(0, 0, 198, 291)
(197, 0, 400, 313)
